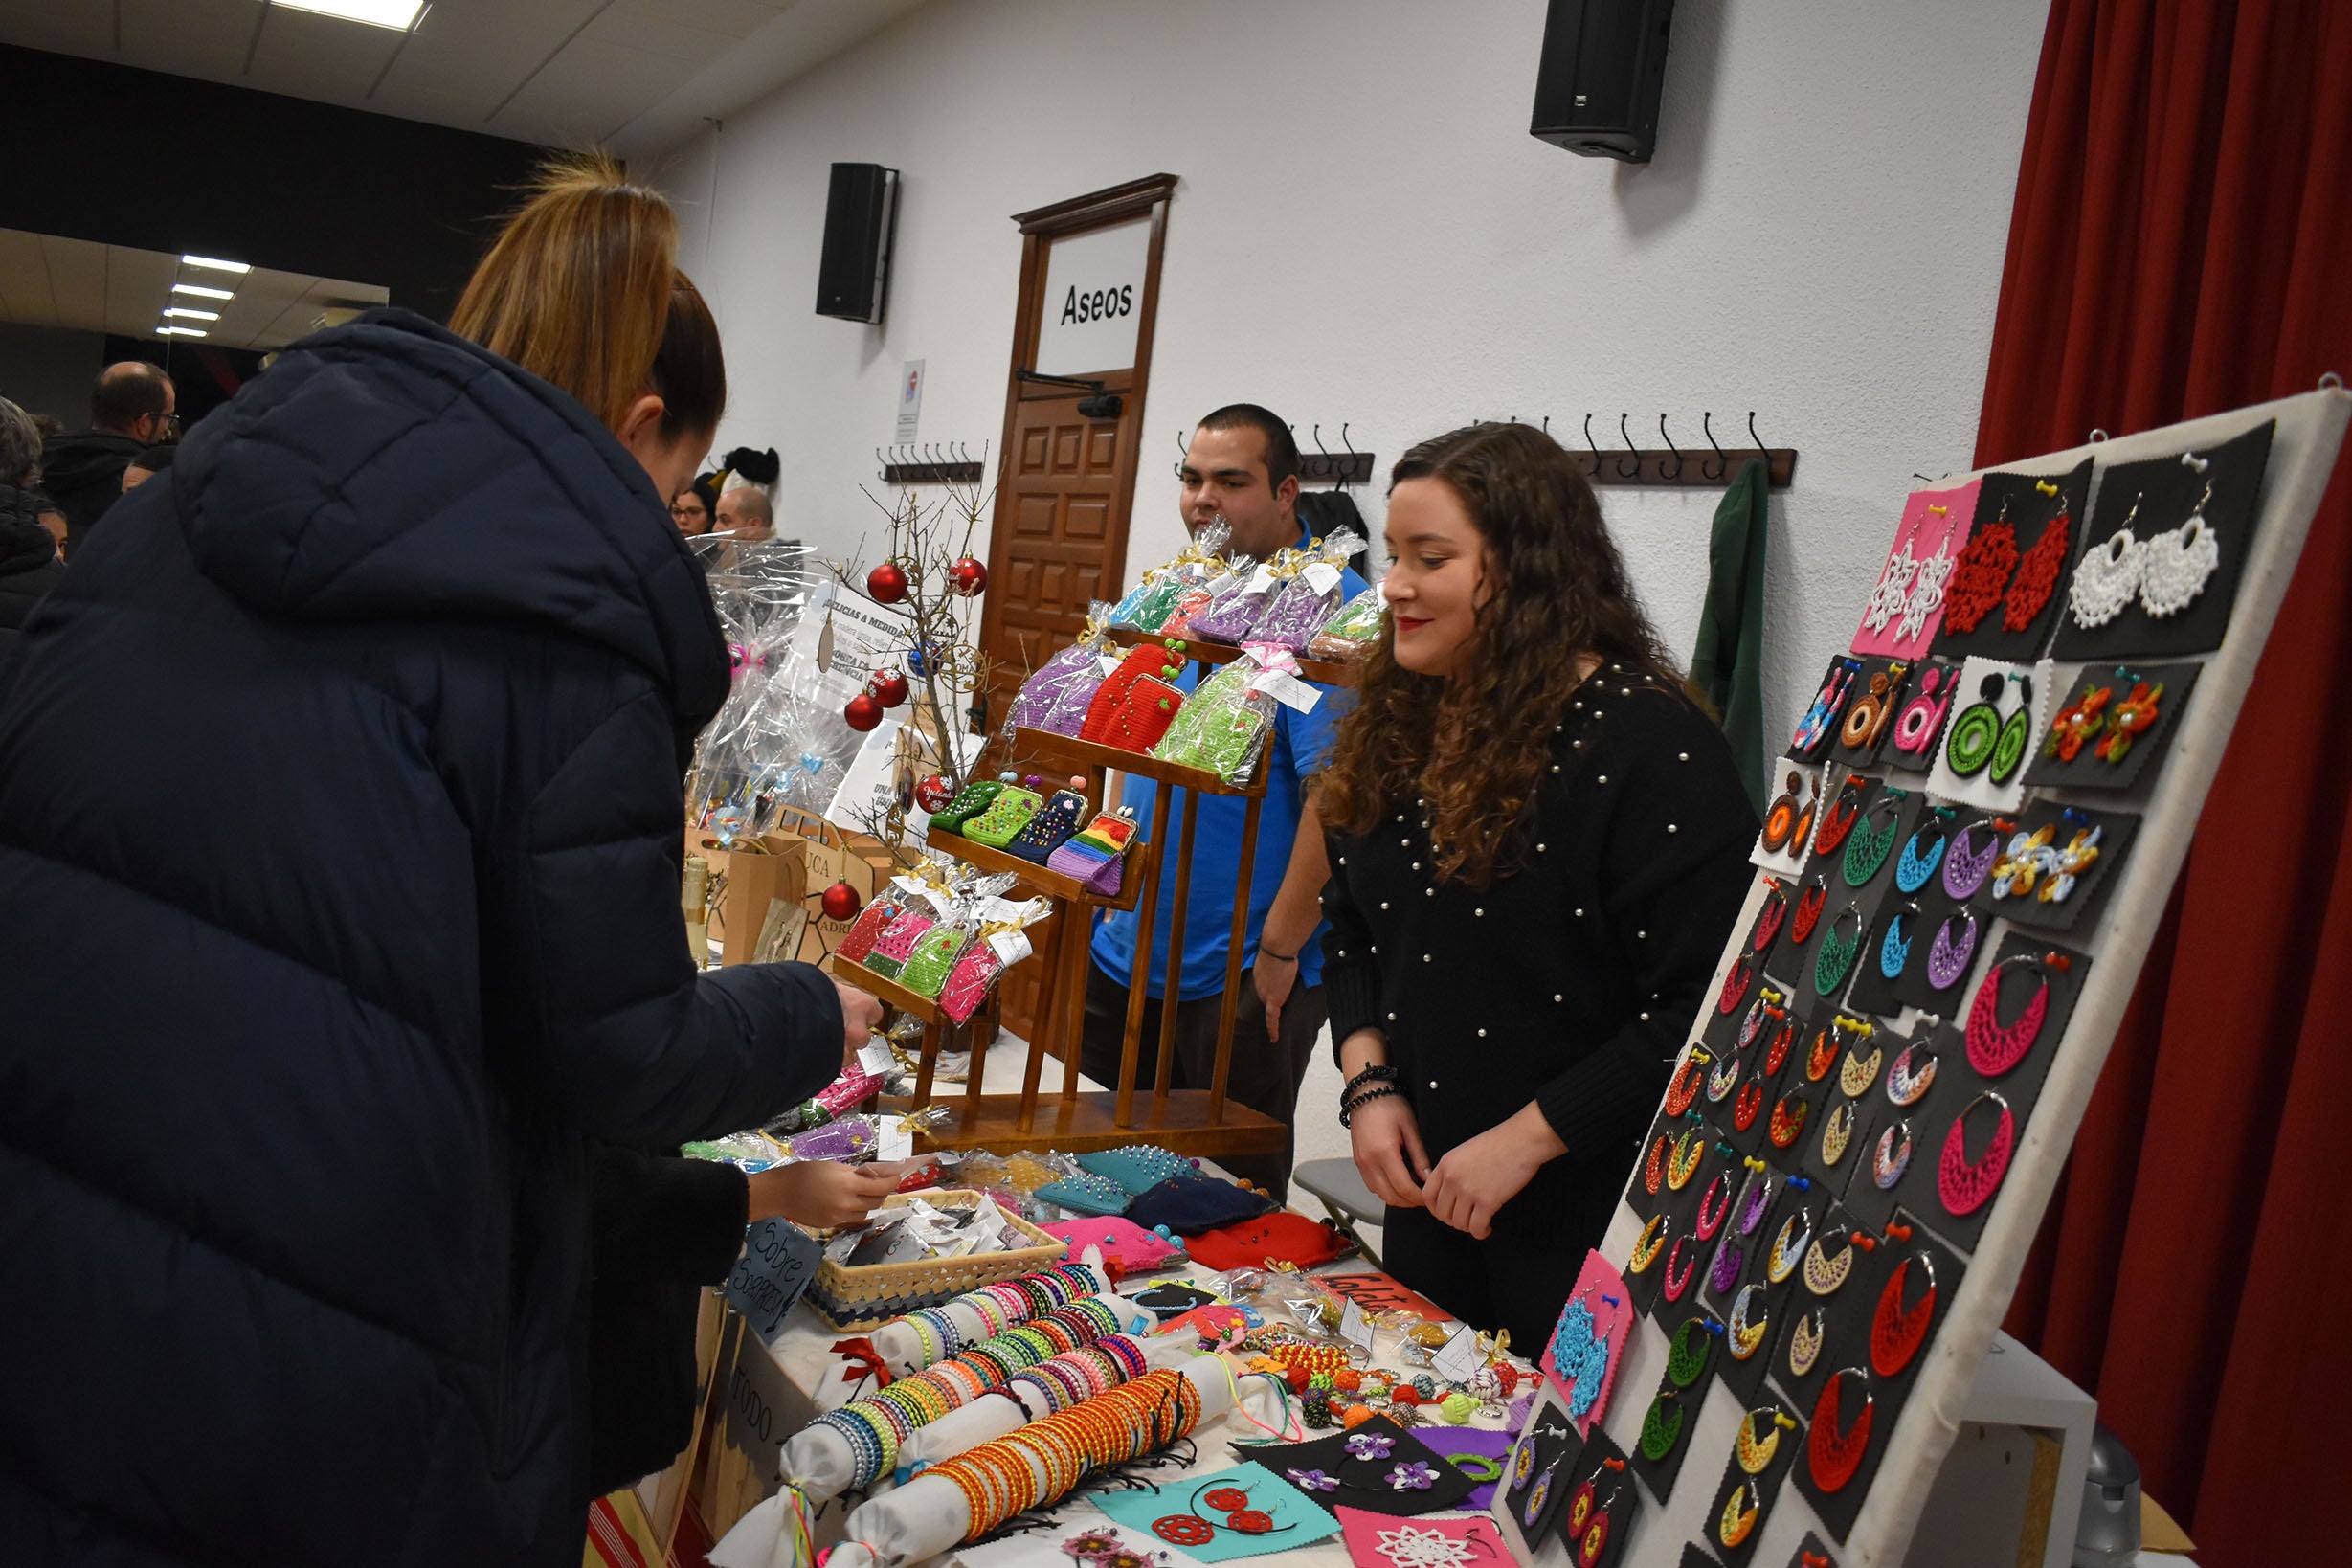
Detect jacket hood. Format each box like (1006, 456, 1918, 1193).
(39, 428, 144, 491)
(177, 308, 727, 727)
(0, 483, 56, 574)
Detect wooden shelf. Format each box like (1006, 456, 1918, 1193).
(877, 1089, 1288, 1157)
(923, 820, 1144, 910)
(1105, 625, 1364, 688)
(825, 954, 949, 1026)
(1012, 726, 1267, 798)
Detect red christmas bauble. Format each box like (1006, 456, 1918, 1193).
(866, 562, 910, 604)
(820, 881, 862, 921)
(948, 556, 988, 596)
(843, 692, 884, 731)
(868, 668, 909, 708)
(914, 773, 954, 813)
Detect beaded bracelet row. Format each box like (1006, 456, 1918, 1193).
(929, 1369, 1205, 1541)
(889, 1262, 1105, 1370)
(818, 1297, 1131, 1488)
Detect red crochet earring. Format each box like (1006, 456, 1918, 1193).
(1870, 1243, 1937, 1377)
(2004, 494, 2072, 630)
(1807, 1370, 1875, 1492)
(1942, 498, 2019, 635)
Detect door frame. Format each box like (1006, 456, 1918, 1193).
(978, 173, 1179, 706)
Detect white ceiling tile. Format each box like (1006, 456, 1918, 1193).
(616, 0, 791, 43)
(0, 228, 57, 325)
(586, 10, 738, 64)
(244, 5, 409, 99)
(40, 235, 110, 333)
(117, 0, 261, 78)
(490, 35, 698, 145)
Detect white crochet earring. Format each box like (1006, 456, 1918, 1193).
(1899, 504, 1957, 642)
(2139, 481, 2220, 618)
(2069, 493, 2144, 630)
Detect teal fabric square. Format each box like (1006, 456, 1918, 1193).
(1088, 1460, 1340, 1561)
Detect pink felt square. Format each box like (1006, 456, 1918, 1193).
(1335, 1505, 1512, 1568)
(1541, 1249, 1633, 1438)
(1850, 480, 1982, 660)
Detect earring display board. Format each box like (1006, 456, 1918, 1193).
(1582, 388, 2349, 1568)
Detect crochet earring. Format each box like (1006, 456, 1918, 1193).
(1943, 496, 2019, 635)
(1791, 661, 1860, 755)
(1872, 1119, 1915, 1190)
(1940, 817, 2004, 899)
(1790, 877, 1828, 944)
(1938, 1092, 2015, 1216)
(1944, 672, 2008, 776)
(1898, 507, 1955, 643)
(2004, 487, 2073, 630)
(1884, 1042, 1938, 1107)
(1877, 903, 1916, 981)
(2139, 476, 2220, 617)
(1926, 909, 1980, 990)
(2069, 492, 2145, 629)
(1808, 1370, 1875, 1492)
(1814, 773, 1868, 856)
(1842, 793, 1905, 886)
(1761, 770, 1805, 854)
(1893, 663, 1953, 758)
(1814, 907, 1864, 997)
(1966, 952, 2066, 1076)
(1893, 811, 1951, 892)
(1870, 1249, 1937, 1377)
(1840, 661, 1908, 752)
(1987, 674, 2035, 785)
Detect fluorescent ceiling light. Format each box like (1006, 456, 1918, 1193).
(273, 0, 424, 29)
(163, 307, 221, 321)
(156, 325, 209, 338)
(172, 282, 235, 300)
(180, 254, 250, 274)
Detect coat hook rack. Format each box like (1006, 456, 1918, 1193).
(1558, 409, 1797, 489)
(1293, 420, 1376, 487)
(881, 439, 988, 485)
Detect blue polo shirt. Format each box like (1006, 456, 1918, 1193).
(1091, 537, 1369, 1000)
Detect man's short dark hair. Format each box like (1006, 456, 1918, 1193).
(1197, 404, 1299, 492)
(127, 444, 177, 475)
(90, 364, 172, 433)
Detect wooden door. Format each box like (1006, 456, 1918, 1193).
(979, 174, 1177, 1048)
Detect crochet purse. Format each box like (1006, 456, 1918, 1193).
(1045, 809, 1140, 895)
(897, 921, 975, 999)
(834, 895, 905, 964)
(961, 784, 1043, 848)
(1005, 785, 1090, 863)
(862, 907, 937, 979)
(1096, 675, 1185, 754)
(926, 776, 1005, 833)
(1079, 644, 1187, 744)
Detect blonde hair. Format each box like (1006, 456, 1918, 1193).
(450, 152, 724, 437)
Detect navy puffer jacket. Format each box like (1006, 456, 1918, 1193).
(0, 311, 840, 1566)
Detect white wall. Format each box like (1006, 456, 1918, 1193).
(658, 0, 2049, 1184)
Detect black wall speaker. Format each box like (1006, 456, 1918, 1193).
(1529, 0, 1676, 164)
(815, 162, 899, 324)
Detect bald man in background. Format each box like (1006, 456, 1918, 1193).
(713, 485, 773, 542)
(42, 363, 175, 558)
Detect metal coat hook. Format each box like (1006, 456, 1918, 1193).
(1658, 414, 1683, 480)
(1748, 412, 1770, 466)
(1618, 413, 1642, 478)
(1541, 415, 1552, 436)
(1583, 414, 1602, 463)
(1337, 423, 1358, 489)
(1701, 413, 1727, 482)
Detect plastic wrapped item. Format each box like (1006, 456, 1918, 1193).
(938, 898, 1051, 1022)
(1254, 527, 1366, 650)
(1189, 544, 1303, 643)
(1006, 605, 1117, 734)
(1108, 523, 1229, 632)
(1161, 551, 1254, 639)
(834, 894, 906, 964)
(1149, 649, 1289, 786)
(1309, 582, 1386, 659)
(789, 1115, 879, 1162)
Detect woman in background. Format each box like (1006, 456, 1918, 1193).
(1319, 422, 1756, 1349)
(0, 157, 877, 1566)
(0, 395, 65, 649)
(670, 482, 711, 533)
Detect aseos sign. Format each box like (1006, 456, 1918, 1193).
(1032, 216, 1151, 378)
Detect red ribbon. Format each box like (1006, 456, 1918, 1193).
(831, 1337, 893, 1389)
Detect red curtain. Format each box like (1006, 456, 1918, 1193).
(1975, 1, 2352, 1559)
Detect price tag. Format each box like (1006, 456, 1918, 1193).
(987, 930, 1033, 966)
(1098, 655, 1123, 676)
(1302, 561, 1343, 594)
(1246, 565, 1276, 594)
(724, 1218, 821, 1343)
(1339, 1296, 1374, 1354)
(878, 1117, 915, 1163)
(1250, 670, 1323, 713)
(858, 1041, 899, 1076)
(1432, 1320, 1483, 1382)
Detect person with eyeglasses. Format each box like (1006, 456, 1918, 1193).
(39, 361, 176, 558)
(669, 484, 711, 533)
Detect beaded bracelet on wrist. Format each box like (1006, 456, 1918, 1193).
(1339, 1083, 1404, 1128)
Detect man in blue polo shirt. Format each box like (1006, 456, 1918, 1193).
(1080, 404, 1369, 1198)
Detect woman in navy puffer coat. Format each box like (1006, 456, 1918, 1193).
(0, 160, 866, 1566)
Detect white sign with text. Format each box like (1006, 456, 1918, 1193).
(1032, 217, 1151, 377)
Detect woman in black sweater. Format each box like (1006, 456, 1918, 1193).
(1318, 423, 1757, 1350)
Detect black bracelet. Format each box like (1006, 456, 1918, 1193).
(1339, 1083, 1403, 1129)
(1341, 1064, 1400, 1102)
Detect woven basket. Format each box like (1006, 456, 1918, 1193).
(807, 1189, 1069, 1331)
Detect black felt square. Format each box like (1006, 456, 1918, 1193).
(2051, 421, 2275, 659)
(1828, 658, 1917, 770)
(1933, 459, 2096, 661)
(1233, 1413, 1473, 1517)
(1761, 1201, 1874, 1419)
(1837, 1033, 1945, 1234)
(1969, 802, 2141, 933)
(1499, 1405, 1584, 1550)
(1701, 1392, 1805, 1568)
(1701, 1164, 1788, 1318)
(1554, 1433, 1636, 1568)
(1626, 1105, 1709, 1224)
(2023, 660, 2203, 791)
(1716, 1177, 1828, 1409)
(1783, 1532, 1840, 1567)
(1627, 1310, 1726, 1503)
(1785, 656, 1865, 765)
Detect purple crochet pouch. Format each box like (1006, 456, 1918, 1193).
(1010, 642, 1103, 730)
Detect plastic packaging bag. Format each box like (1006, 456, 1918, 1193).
(1190, 544, 1304, 643)
(1308, 582, 1385, 659)
(1253, 528, 1366, 651)
(1162, 552, 1255, 639)
(1149, 655, 1278, 786)
(1007, 604, 1116, 734)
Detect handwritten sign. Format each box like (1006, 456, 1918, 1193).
(1433, 1320, 1483, 1383)
(722, 1323, 799, 1494)
(858, 1041, 899, 1077)
(725, 1219, 820, 1343)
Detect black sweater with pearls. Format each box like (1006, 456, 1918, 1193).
(1320, 672, 1758, 1171)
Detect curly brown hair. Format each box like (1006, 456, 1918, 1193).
(1320, 422, 1688, 885)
